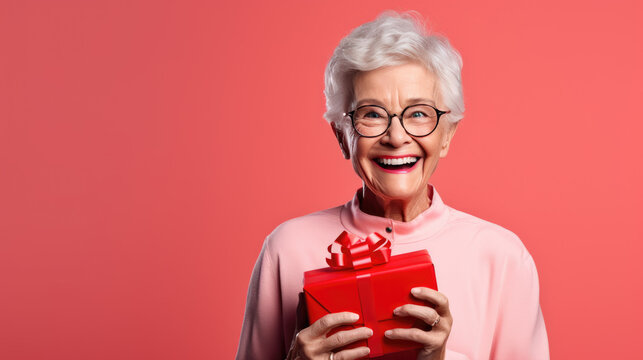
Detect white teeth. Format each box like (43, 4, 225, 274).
(376, 157, 419, 165)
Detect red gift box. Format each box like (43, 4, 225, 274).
(303, 231, 438, 359)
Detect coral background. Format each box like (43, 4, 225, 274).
(1, 0, 642, 359)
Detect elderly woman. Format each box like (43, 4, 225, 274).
(236, 12, 549, 360)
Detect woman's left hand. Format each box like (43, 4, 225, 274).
(384, 287, 453, 360)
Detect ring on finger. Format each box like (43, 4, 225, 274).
(431, 315, 440, 327)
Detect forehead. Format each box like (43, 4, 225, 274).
(352, 62, 439, 107)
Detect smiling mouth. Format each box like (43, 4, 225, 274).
(374, 156, 420, 170)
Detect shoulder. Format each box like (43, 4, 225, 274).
(442, 206, 542, 292)
(445, 205, 533, 264)
(263, 205, 344, 256)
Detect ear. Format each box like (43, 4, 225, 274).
(330, 122, 350, 159)
(439, 122, 459, 158)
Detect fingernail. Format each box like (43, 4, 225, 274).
(393, 307, 401, 315)
(384, 330, 393, 337)
(411, 288, 421, 295)
(350, 313, 359, 321)
(366, 328, 373, 336)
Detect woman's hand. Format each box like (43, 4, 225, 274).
(384, 287, 453, 360)
(287, 312, 373, 360)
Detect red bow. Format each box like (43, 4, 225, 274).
(326, 231, 392, 270)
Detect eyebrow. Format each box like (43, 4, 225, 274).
(355, 97, 437, 108)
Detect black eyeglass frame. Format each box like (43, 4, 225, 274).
(344, 103, 450, 138)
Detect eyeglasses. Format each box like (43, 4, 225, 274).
(344, 104, 450, 138)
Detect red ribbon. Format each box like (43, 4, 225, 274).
(326, 231, 392, 270)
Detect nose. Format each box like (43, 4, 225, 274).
(381, 114, 412, 147)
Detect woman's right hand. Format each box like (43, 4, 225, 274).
(287, 312, 373, 360)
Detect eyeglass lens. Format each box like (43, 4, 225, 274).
(353, 105, 439, 137)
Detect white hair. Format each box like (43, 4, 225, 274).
(324, 11, 464, 126)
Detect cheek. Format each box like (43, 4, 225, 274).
(350, 136, 368, 160)
(419, 141, 444, 164)
(426, 129, 448, 150)
(351, 138, 375, 175)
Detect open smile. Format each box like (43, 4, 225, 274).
(372, 155, 421, 174)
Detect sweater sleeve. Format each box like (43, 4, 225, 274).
(235, 236, 286, 360)
(445, 349, 472, 360)
(491, 249, 549, 359)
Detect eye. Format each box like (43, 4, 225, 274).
(364, 111, 382, 118)
(410, 111, 428, 118)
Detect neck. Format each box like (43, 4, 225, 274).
(359, 185, 432, 222)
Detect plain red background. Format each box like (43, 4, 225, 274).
(1, 0, 642, 359)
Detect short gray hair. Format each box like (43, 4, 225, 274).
(323, 11, 464, 126)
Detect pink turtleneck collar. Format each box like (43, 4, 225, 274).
(339, 184, 450, 245)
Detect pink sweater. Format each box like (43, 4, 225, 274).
(236, 185, 549, 360)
